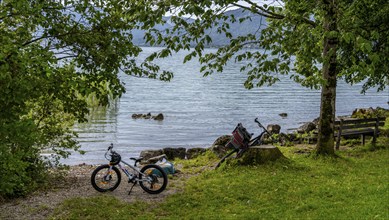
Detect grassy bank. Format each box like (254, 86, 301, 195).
(50, 143, 389, 220)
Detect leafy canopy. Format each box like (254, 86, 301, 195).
(0, 0, 172, 197)
(143, 0, 388, 92)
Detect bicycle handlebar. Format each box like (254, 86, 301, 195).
(254, 118, 264, 129)
(108, 143, 113, 151)
(254, 117, 273, 137)
(105, 143, 117, 162)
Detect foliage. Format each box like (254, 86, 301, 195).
(0, 0, 173, 197)
(51, 146, 389, 219)
(143, 0, 388, 92)
(141, 0, 388, 155)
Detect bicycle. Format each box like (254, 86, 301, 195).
(91, 143, 168, 195)
(215, 118, 273, 168)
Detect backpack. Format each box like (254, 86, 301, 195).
(226, 123, 252, 150)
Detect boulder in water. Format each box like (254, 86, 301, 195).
(152, 113, 164, 121)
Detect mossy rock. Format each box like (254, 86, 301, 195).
(210, 135, 232, 158)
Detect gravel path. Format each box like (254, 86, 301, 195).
(0, 164, 189, 220)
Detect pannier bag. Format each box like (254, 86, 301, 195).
(151, 158, 175, 177)
(226, 123, 252, 150)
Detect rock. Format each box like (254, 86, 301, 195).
(278, 132, 292, 146)
(212, 135, 232, 146)
(209, 135, 232, 158)
(286, 133, 299, 142)
(312, 117, 320, 125)
(146, 154, 167, 164)
(237, 145, 285, 165)
(140, 149, 164, 161)
(297, 122, 316, 134)
(163, 147, 186, 160)
(186, 148, 207, 159)
(131, 114, 142, 119)
(132, 113, 165, 120)
(267, 124, 281, 134)
(352, 108, 373, 118)
(152, 113, 164, 121)
(142, 112, 152, 119)
(352, 107, 388, 119)
(279, 113, 288, 117)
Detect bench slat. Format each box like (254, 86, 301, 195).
(341, 129, 375, 136)
(335, 122, 385, 130)
(334, 129, 375, 137)
(334, 117, 385, 125)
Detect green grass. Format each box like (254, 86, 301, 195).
(51, 195, 152, 220)
(50, 144, 389, 220)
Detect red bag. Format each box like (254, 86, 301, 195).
(226, 123, 252, 150)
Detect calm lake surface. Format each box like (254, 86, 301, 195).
(63, 47, 389, 165)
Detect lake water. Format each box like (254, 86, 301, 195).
(63, 47, 389, 165)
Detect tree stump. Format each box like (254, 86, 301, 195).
(237, 145, 285, 165)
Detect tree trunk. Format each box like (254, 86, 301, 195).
(316, 0, 338, 156)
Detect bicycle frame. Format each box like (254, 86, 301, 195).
(105, 147, 150, 184)
(113, 161, 148, 182)
(92, 144, 168, 195)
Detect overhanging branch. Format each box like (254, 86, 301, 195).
(232, 1, 317, 28)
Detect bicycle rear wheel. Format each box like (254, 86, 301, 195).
(139, 164, 168, 194)
(91, 164, 121, 192)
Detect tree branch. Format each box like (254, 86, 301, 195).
(243, 0, 285, 19)
(56, 55, 78, 61)
(231, 2, 284, 20)
(233, 1, 317, 28)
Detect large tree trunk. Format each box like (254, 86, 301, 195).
(316, 0, 338, 156)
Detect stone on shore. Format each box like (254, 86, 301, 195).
(163, 147, 186, 160)
(209, 135, 232, 158)
(186, 148, 207, 159)
(267, 124, 281, 134)
(140, 149, 163, 160)
(297, 122, 316, 134)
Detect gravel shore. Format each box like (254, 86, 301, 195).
(0, 164, 187, 220)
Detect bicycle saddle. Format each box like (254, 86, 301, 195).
(130, 157, 144, 164)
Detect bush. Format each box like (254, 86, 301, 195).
(0, 101, 80, 199)
(0, 121, 48, 198)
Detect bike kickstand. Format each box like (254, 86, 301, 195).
(128, 182, 137, 195)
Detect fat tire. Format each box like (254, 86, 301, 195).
(91, 164, 121, 192)
(139, 164, 168, 194)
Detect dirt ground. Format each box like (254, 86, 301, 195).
(0, 164, 188, 220)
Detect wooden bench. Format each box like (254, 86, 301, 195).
(334, 117, 386, 150)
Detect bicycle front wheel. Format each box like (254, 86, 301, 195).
(91, 164, 121, 192)
(139, 164, 168, 194)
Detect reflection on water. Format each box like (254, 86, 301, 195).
(63, 47, 389, 165)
